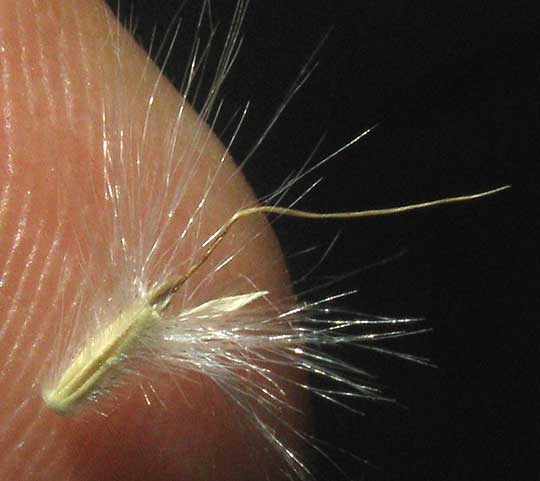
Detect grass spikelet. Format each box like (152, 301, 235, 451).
(0, 1, 510, 479)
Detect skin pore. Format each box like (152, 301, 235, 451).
(0, 1, 309, 480)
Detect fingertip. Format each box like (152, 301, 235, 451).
(0, 1, 308, 480)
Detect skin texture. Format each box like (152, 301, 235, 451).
(0, 1, 309, 480)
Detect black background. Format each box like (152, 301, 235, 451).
(106, 1, 538, 480)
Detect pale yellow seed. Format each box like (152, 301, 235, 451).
(44, 303, 161, 415)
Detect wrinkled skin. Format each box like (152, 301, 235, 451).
(0, 1, 309, 480)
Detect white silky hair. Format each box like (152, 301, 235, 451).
(13, 1, 504, 479)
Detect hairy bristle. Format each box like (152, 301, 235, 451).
(0, 1, 509, 480)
